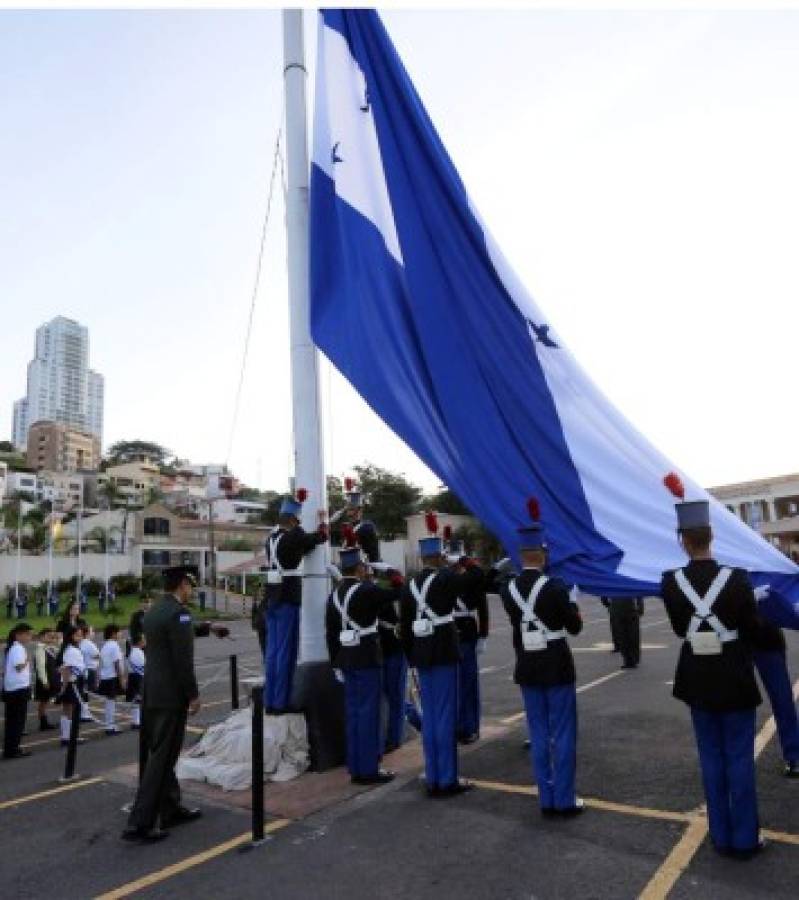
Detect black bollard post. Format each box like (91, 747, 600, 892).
(61, 697, 82, 782)
(251, 686, 264, 842)
(230, 654, 240, 710)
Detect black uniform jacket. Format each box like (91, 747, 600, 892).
(500, 569, 582, 687)
(354, 520, 380, 564)
(661, 560, 762, 712)
(264, 525, 327, 607)
(377, 584, 403, 658)
(142, 594, 199, 710)
(400, 565, 484, 669)
(129, 609, 146, 644)
(325, 578, 398, 670)
(454, 576, 490, 645)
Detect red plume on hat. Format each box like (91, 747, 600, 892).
(344, 477, 355, 492)
(663, 472, 685, 500)
(527, 497, 541, 522)
(424, 510, 438, 535)
(296, 487, 308, 503)
(442, 524, 453, 541)
(341, 524, 357, 548)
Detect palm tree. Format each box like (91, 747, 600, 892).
(88, 526, 109, 553)
(100, 479, 123, 510)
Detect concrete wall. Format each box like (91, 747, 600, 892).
(0, 552, 138, 591)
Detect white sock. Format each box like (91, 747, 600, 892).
(104, 700, 115, 729)
(131, 707, 141, 726)
(60, 716, 71, 742)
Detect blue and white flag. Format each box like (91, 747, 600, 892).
(310, 10, 799, 625)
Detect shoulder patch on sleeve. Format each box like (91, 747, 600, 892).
(179, 613, 192, 624)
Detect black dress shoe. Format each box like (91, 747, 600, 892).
(728, 838, 768, 860)
(436, 779, 474, 798)
(540, 807, 558, 818)
(458, 733, 479, 745)
(161, 807, 202, 828)
(784, 761, 799, 778)
(351, 770, 396, 785)
(2, 749, 32, 760)
(121, 826, 169, 843)
(522, 739, 531, 750)
(556, 799, 586, 817)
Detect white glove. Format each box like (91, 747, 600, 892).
(476, 638, 486, 656)
(333, 669, 345, 684)
(326, 563, 342, 582)
(495, 557, 514, 575)
(754, 585, 771, 602)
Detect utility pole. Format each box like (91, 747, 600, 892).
(209, 498, 217, 611)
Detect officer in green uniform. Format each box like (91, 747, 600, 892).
(122, 567, 202, 843)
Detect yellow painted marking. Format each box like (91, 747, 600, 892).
(576, 670, 625, 694)
(639, 815, 709, 900)
(470, 780, 693, 825)
(500, 670, 625, 725)
(639, 678, 799, 899)
(23, 725, 107, 749)
(763, 828, 799, 847)
(185, 725, 205, 735)
(0, 777, 103, 811)
(94, 819, 291, 899)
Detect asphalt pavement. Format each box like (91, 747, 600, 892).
(1, 599, 798, 899)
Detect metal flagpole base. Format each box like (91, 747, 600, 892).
(237, 835, 273, 854)
(58, 773, 83, 784)
(291, 660, 346, 772)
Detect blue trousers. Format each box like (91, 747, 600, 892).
(690, 707, 759, 851)
(754, 649, 799, 765)
(457, 641, 481, 739)
(418, 665, 458, 789)
(264, 603, 300, 711)
(382, 652, 408, 750)
(521, 683, 577, 810)
(344, 667, 382, 778)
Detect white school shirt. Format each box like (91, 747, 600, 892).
(99, 640, 122, 680)
(128, 647, 145, 677)
(63, 645, 85, 682)
(4, 641, 31, 692)
(80, 638, 100, 671)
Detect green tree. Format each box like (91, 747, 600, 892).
(100, 479, 123, 509)
(421, 488, 471, 516)
(352, 463, 423, 539)
(0, 440, 15, 453)
(106, 440, 171, 467)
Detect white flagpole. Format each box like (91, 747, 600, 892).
(15, 503, 22, 603)
(283, 8, 329, 665)
(48, 516, 54, 601)
(76, 491, 83, 608)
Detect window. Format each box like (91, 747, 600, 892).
(144, 517, 170, 537)
(143, 550, 170, 566)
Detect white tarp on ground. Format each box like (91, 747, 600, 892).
(176, 710, 309, 791)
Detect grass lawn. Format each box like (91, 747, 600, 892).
(1, 594, 229, 640)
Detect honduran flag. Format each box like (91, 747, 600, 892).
(309, 9, 799, 626)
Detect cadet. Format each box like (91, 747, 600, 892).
(751, 611, 799, 777)
(123, 567, 202, 843)
(325, 547, 401, 784)
(449, 543, 489, 745)
(603, 596, 644, 669)
(500, 504, 584, 816)
(263, 494, 328, 715)
(400, 521, 483, 798)
(347, 491, 380, 566)
(662, 499, 765, 858)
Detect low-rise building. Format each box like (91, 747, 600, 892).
(198, 498, 267, 525)
(99, 461, 162, 507)
(26, 420, 101, 473)
(709, 472, 799, 562)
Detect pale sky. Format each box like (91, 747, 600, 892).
(1, 8, 797, 494)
